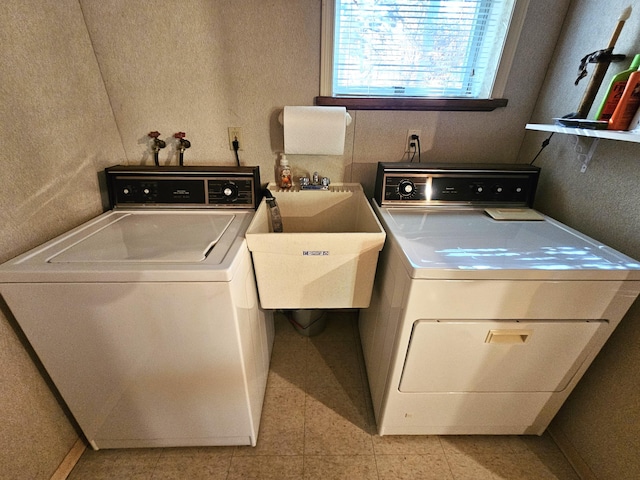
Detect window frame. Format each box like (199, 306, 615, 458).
(317, 0, 529, 111)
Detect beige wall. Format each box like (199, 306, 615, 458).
(78, 0, 568, 195)
(0, 1, 576, 478)
(0, 1, 126, 478)
(518, 1, 640, 479)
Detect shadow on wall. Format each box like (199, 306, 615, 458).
(0, 296, 84, 438)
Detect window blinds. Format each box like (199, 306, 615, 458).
(332, 0, 516, 98)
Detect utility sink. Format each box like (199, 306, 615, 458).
(245, 184, 385, 309)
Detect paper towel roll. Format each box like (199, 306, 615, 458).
(283, 106, 347, 155)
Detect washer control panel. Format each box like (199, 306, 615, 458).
(106, 165, 261, 209)
(374, 163, 540, 207)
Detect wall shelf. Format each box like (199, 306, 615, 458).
(526, 123, 640, 143)
(525, 123, 640, 173)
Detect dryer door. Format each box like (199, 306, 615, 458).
(399, 319, 605, 393)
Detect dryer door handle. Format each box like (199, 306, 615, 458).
(485, 329, 532, 344)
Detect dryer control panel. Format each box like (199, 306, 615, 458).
(374, 163, 540, 207)
(106, 165, 261, 209)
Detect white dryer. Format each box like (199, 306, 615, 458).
(0, 166, 274, 449)
(360, 163, 640, 435)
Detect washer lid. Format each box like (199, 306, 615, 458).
(49, 212, 235, 263)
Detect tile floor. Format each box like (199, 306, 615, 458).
(68, 311, 579, 479)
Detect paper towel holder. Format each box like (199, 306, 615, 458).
(278, 107, 352, 126)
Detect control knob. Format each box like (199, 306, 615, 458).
(222, 182, 239, 200)
(397, 179, 415, 198)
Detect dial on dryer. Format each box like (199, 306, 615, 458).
(398, 179, 416, 198)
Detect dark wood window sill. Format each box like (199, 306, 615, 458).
(315, 96, 508, 111)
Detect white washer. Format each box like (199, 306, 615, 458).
(360, 163, 640, 435)
(0, 166, 274, 449)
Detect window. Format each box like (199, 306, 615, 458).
(318, 0, 528, 111)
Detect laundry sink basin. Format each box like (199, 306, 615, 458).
(245, 183, 385, 309)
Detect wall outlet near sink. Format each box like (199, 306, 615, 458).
(228, 127, 243, 150)
(405, 129, 421, 153)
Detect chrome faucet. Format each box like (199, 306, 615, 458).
(300, 171, 330, 190)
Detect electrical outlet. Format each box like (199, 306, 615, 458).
(405, 129, 422, 153)
(228, 127, 243, 150)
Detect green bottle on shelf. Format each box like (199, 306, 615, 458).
(595, 54, 640, 120)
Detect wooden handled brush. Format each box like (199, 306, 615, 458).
(572, 6, 632, 119)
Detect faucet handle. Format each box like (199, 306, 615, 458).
(174, 132, 191, 149)
(148, 131, 166, 149)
